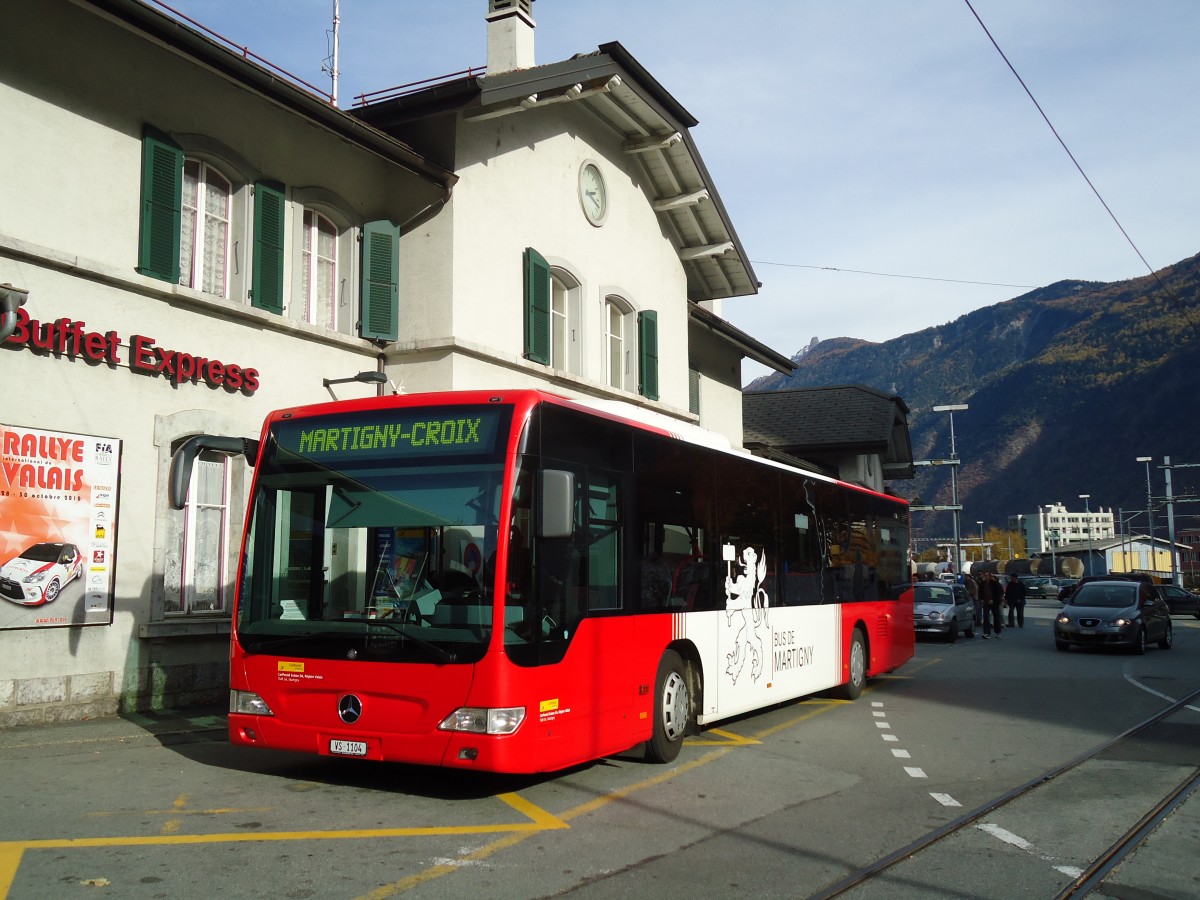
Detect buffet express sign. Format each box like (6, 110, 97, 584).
(4, 308, 260, 394)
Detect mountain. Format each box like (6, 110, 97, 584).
(747, 252, 1200, 547)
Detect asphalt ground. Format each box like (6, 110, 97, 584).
(1, 597, 1197, 898)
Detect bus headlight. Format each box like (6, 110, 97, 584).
(230, 690, 274, 716)
(439, 707, 525, 735)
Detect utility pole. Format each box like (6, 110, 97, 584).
(933, 404, 968, 578)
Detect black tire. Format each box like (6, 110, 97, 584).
(1158, 622, 1172, 650)
(1131, 627, 1146, 655)
(945, 621, 958, 644)
(647, 650, 689, 763)
(965, 620, 975, 638)
(833, 629, 867, 701)
(1055, 640, 1070, 652)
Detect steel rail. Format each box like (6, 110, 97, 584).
(809, 686, 1200, 899)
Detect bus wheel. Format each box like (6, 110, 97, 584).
(648, 650, 689, 763)
(833, 629, 866, 701)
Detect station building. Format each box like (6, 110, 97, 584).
(0, 0, 792, 725)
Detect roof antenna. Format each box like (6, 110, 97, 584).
(321, 0, 340, 106)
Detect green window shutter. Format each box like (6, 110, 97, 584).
(688, 367, 700, 415)
(638, 310, 659, 401)
(361, 220, 400, 340)
(251, 181, 286, 314)
(137, 126, 182, 282)
(523, 247, 551, 365)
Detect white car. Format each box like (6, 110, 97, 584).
(913, 581, 976, 642)
(0, 542, 83, 606)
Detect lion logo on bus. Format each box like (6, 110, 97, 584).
(724, 545, 770, 684)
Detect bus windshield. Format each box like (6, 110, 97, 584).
(237, 404, 513, 662)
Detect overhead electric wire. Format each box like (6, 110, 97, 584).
(750, 260, 1037, 290)
(963, 0, 1200, 337)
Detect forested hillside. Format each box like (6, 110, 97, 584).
(748, 253, 1200, 541)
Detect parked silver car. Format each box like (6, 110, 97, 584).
(913, 581, 975, 642)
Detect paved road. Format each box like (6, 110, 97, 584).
(1, 603, 1197, 899)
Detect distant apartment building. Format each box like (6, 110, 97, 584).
(1010, 502, 1115, 553)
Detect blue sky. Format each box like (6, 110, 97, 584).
(162, 1, 1200, 378)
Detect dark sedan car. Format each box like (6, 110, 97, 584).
(1153, 584, 1200, 619)
(1054, 581, 1172, 654)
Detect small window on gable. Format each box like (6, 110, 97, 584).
(522, 248, 581, 374)
(605, 296, 633, 391)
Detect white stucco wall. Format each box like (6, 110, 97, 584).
(400, 104, 692, 413)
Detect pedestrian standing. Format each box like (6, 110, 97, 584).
(1004, 573, 1027, 628)
(978, 571, 1003, 639)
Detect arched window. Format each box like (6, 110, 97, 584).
(604, 295, 633, 390)
(302, 208, 338, 329)
(179, 158, 232, 297)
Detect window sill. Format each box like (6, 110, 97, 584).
(139, 619, 232, 640)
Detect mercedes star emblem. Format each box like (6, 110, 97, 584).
(338, 694, 363, 724)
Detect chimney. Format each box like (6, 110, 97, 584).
(486, 0, 535, 74)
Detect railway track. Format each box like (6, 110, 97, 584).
(812, 687, 1200, 899)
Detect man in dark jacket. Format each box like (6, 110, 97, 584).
(1004, 573, 1027, 628)
(978, 571, 1004, 639)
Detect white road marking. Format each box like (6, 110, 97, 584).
(977, 822, 1084, 877)
(891, 749, 911, 758)
(903, 767, 927, 779)
(1124, 674, 1200, 712)
(873, 711, 886, 717)
(881, 733, 899, 742)
(976, 823, 1032, 850)
(872, 701, 884, 707)
(930, 793, 961, 807)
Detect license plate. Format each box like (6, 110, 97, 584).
(1079, 628, 1096, 635)
(329, 739, 368, 757)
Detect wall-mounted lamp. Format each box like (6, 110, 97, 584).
(322, 369, 389, 400)
(0, 283, 29, 342)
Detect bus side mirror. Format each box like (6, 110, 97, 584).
(538, 469, 574, 539)
(169, 435, 259, 509)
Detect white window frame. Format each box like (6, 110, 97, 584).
(302, 207, 339, 329)
(168, 451, 232, 615)
(179, 158, 232, 298)
(604, 295, 634, 390)
(549, 268, 582, 374)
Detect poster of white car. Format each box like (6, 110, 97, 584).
(0, 542, 83, 605)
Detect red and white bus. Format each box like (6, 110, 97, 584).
(172, 389, 913, 773)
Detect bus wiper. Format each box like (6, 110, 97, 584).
(241, 632, 319, 654)
(363, 619, 457, 663)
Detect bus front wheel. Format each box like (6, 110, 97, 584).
(647, 650, 689, 763)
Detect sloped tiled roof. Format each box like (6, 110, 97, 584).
(743, 385, 914, 476)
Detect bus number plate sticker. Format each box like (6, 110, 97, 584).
(330, 739, 368, 757)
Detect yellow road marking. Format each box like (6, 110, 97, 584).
(0, 696, 852, 898)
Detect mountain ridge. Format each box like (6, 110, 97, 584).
(748, 253, 1200, 544)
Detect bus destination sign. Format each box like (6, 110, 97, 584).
(274, 407, 506, 463)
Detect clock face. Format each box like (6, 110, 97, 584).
(579, 162, 608, 225)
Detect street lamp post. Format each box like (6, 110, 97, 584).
(1137, 456, 1154, 576)
(1165, 456, 1179, 586)
(933, 404, 968, 578)
(1080, 493, 1092, 576)
(977, 520, 985, 562)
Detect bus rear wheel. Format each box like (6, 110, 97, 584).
(833, 629, 866, 701)
(647, 650, 689, 763)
